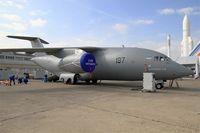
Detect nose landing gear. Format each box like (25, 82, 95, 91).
(155, 80, 164, 89)
(85, 79, 98, 84)
(155, 83, 164, 89)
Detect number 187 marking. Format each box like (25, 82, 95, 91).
(116, 57, 125, 64)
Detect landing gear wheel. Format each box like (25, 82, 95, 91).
(85, 79, 90, 84)
(73, 74, 79, 84)
(48, 77, 53, 82)
(61, 78, 64, 83)
(52, 75, 59, 82)
(66, 78, 72, 84)
(92, 79, 97, 84)
(155, 83, 163, 89)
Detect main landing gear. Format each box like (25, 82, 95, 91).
(85, 79, 98, 84)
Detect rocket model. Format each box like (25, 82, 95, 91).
(180, 15, 193, 57)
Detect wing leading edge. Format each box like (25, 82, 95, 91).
(0, 47, 103, 54)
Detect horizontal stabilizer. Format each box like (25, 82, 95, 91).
(7, 36, 49, 44)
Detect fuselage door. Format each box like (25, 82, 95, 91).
(144, 56, 153, 72)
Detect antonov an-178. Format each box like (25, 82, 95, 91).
(0, 35, 193, 89)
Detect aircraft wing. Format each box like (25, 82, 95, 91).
(0, 36, 104, 54)
(0, 48, 62, 54)
(3, 35, 104, 54)
(0, 47, 103, 54)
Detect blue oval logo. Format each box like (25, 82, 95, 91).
(80, 53, 96, 72)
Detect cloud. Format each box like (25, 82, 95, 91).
(0, 14, 47, 32)
(47, 37, 105, 48)
(0, 31, 31, 48)
(0, 13, 27, 32)
(158, 8, 175, 15)
(177, 7, 194, 15)
(159, 7, 200, 15)
(111, 19, 154, 35)
(157, 46, 167, 54)
(0, 22, 28, 32)
(30, 18, 47, 27)
(29, 10, 47, 16)
(112, 23, 128, 34)
(0, 0, 27, 9)
(0, 13, 23, 22)
(131, 19, 154, 25)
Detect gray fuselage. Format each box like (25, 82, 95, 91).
(92, 48, 192, 80)
(31, 47, 193, 81)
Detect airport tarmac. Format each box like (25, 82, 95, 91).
(0, 79, 200, 133)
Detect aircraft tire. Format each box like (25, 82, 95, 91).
(73, 74, 79, 84)
(85, 79, 90, 84)
(48, 76, 53, 82)
(92, 79, 97, 84)
(66, 78, 72, 84)
(61, 78, 64, 83)
(155, 83, 163, 89)
(52, 75, 59, 82)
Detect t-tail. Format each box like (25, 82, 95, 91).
(7, 35, 49, 48)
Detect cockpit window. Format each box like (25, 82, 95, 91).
(165, 57, 169, 61)
(154, 56, 169, 62)
(154, 56, 159, 61)
(160, 57, 164, 61)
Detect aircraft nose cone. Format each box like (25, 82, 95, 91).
(30, 58, 34, 61)
(30, 57, 37, 63)
(30, 57, 41, 64)
(177, 64, 194, 77)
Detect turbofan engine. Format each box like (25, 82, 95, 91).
(59, 52, 96, 73)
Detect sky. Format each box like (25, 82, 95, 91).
(0, 0, 200, 59)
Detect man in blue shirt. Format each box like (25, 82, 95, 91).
(9, 74, 15, 86)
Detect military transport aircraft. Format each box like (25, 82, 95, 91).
(0, 35, 193, 89)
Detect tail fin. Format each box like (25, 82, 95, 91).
(189, 42, 200, 56)
(7, 35, 49, 48)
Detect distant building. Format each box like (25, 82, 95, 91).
(0, 52, 46, 80)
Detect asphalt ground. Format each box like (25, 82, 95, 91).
(0, 79, 200, 133)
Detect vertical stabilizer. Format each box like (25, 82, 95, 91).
(189, 42, 200, 56)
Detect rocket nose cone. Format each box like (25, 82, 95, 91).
(183, 15, 189, 24)
(183, 15, 190, 32)
(183, 15, 188, 20)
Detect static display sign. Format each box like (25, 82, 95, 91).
(80, 53, 96, 72)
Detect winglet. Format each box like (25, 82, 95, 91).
(7, 35, 49, 48)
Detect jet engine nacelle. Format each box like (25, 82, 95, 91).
(59, 52, 96, 73)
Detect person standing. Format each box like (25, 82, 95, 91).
(9, 74, 15, 86)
